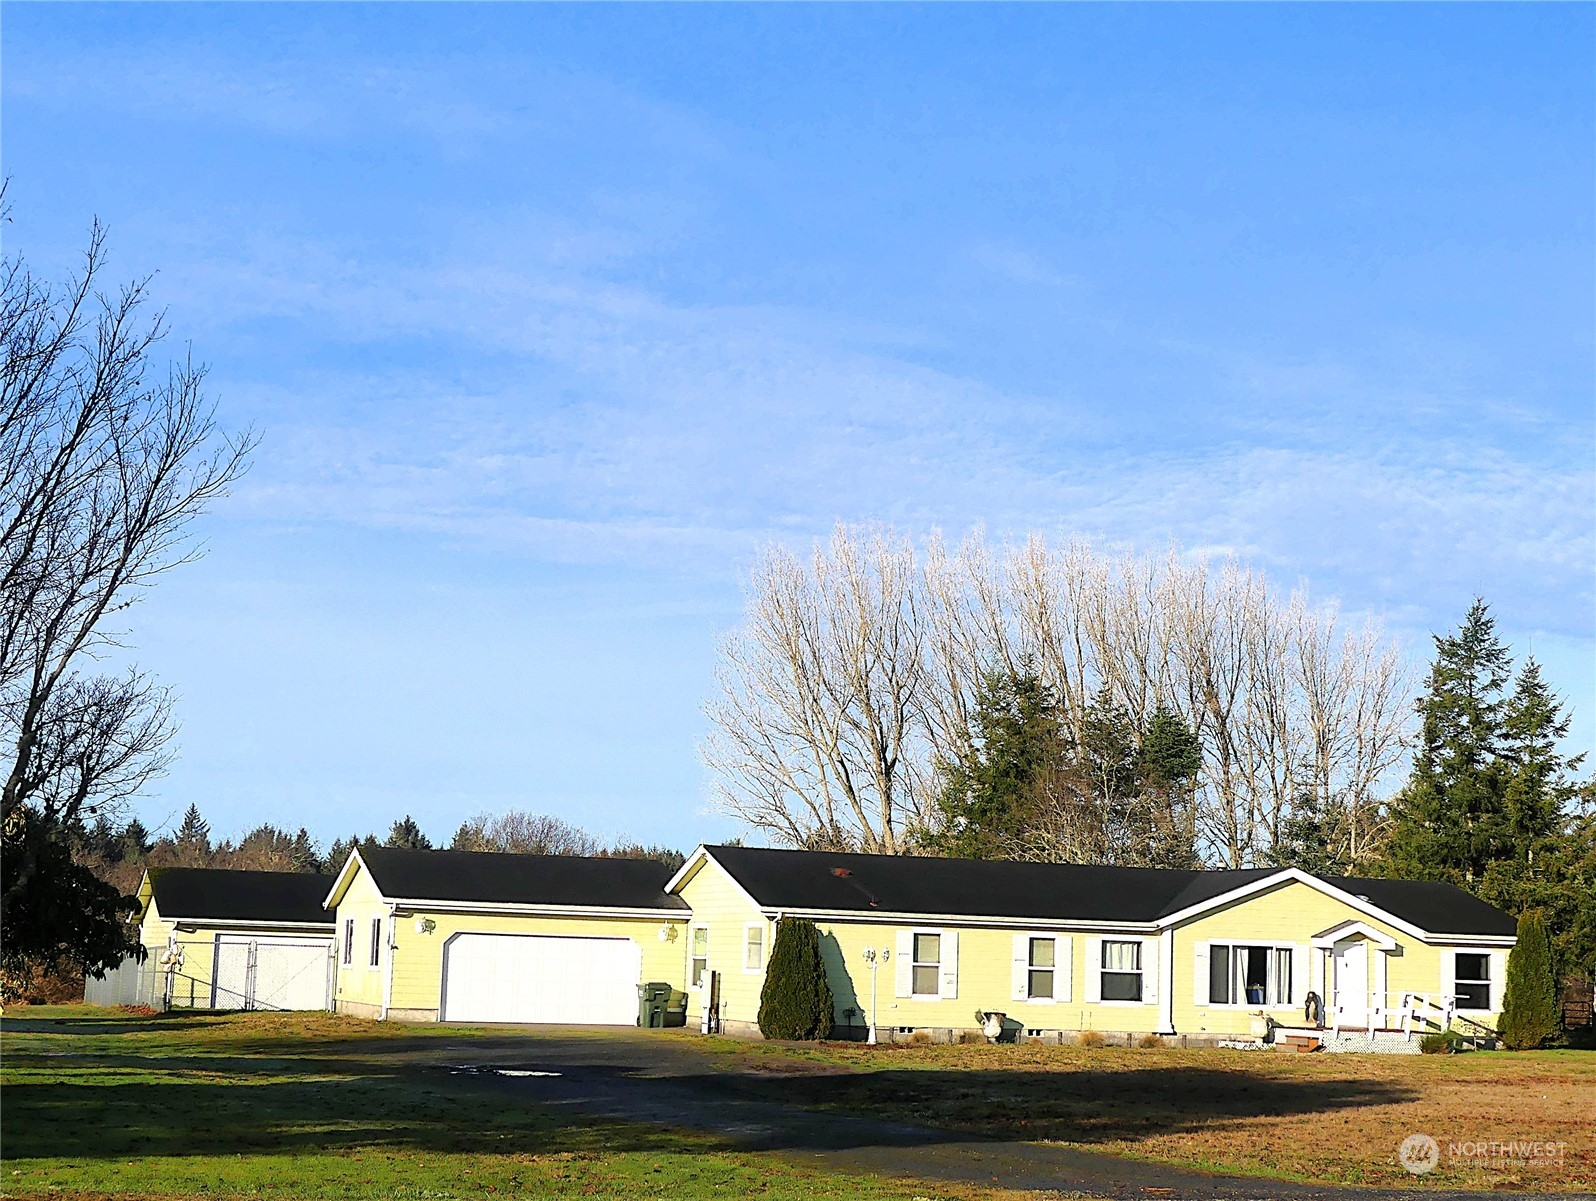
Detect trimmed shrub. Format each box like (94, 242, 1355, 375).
(1419, 1030, 1462, 1054)
(756, 917, 834, 1040)
(1499, 911, 1559, 1051)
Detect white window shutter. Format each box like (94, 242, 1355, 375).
(1489, 950, 1507, 1012)
(1057, 936, 1073, 1002)
(1084, 936, 1102, 1003)
(1193, 941, 1210, 1006)
(1012, 934, 1030, 1002)
(894, 930, 913, 998)
(1292, 943, 1310, 1008)
(941, 930, 959, 999)
(1142, 937, 1158, 1006)
(1442, 949, 1456, 1009)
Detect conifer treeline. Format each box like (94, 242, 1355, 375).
(73, 805, 684, 898)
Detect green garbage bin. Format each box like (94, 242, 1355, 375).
(638, 983, 672, 1028)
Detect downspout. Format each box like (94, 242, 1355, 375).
(1158, 928, 1176, 1035)
(380, 903, 397, 1021)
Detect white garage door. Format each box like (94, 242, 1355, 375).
(211, 936, 334, 1011)
(441, 934, 642, 1025)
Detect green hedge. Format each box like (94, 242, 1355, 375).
(1499, 910, 1559, 1051)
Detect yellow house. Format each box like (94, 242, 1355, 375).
(665, 846, 1517, 1048)
(323, 847, 690, 1023)
(119, 868, 337, 1010)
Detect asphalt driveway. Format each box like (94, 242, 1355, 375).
(308, 1026, 1593, 1201)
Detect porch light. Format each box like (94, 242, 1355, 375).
(414, 917, 436, 935)
(658, 923, 679, 943)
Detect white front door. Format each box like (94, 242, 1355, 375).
(440, 933, 642, 1025)
(1332, 940, 1369, 1029)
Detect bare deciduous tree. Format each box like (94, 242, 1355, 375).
(705, 524, 1412, 866)
(1, 220, 253, 952)
(704, 526, 930, 853)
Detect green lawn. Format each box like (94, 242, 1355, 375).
(0, 1008, 1015, 1201)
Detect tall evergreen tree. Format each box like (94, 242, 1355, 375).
(384, 816, 432, 851)
(176, 804, 211, 854)
(1378, 601, 1514, 886)
(925, 667, 1067, 859)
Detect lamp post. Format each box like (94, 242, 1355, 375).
(862, 945, 891, 1045)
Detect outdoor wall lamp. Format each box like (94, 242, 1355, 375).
(414, 917, 436, 935)
(658, 923, 679, 943)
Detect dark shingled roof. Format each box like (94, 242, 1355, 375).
(359, 847, 689, 911)
(148, 868, 336, 926)
(701, 846, 1516, 936)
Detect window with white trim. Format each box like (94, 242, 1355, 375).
(744, 925, 764, 971)
(1209, 944, 1293, 1006)
(1101, 940, 1143, 1002)
(1455, 952, 1490, 1011)
(368, 917, 382, 968)
(342, 918, 354, 966)
(690, 926, 708, 988)
(1027, 937, 1056, 1000)
(912, 932, 942, 996)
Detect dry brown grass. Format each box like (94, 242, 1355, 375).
(708, 1037, 1596, 1191)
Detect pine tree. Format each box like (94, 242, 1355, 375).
(925, 666, 1067, 859)
(1135, 703, 1203, 868)
(385, 816, 432, 851)
(1499, 910, 1559, 1050)
(757, 917, 835, 1040)
(176, 804, 211, 853)
(1378, 601, 1514, 886)
(289, 828, 321, 873)
(1270, 789, 1353, 874)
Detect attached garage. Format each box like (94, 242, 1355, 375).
(440, 933, 642, 1024)
(325, 846, 690, 1022)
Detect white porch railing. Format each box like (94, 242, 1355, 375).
(1327, 990, 1457, 1036)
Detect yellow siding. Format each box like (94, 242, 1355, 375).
(331, 854, 688, 1018)
(809, 920, 1161, 1035)
(674, 859, 770, 1028)
(332, 859, 389, 1011)
(387, 909, 685, 1016)
(1169, 878, 1502, 1035)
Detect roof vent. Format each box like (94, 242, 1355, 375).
(1356, 894, 1370, 902)
(831, 867, 852, 877)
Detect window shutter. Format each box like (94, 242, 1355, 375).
(1489, 950, 1507, 1012)
(895, 930, 913, 998)
(940, 930, 959, 999)
(1291, 944, 1310, 1008)
(1441, 949, 1457, 1009)
(1141, 937, 1158, 1006)
(1012, 934, 1030, 1002)
(1084, 936, 1102, 1003)
(1057, 936, 1073, 1002)
(1193, 941, 1209, 1006)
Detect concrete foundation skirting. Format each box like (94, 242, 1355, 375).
(335, 999, 383, 1019)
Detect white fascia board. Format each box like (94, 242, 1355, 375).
(663, 845, 710, 895)
(1431, 933, 1517, 947)
(322, 847, 373, 910)
(386, 897, 689, 921)
(765, 907, 1159, 934)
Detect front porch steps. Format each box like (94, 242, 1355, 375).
(1269, 1025, 1421, 1054)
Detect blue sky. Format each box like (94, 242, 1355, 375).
(5, 4, 1592, 852)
